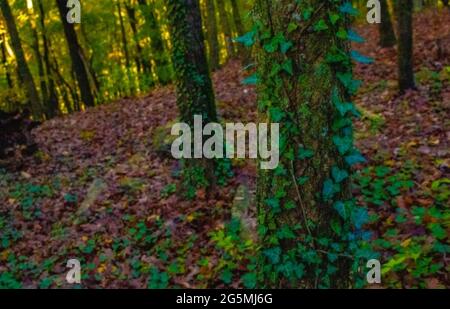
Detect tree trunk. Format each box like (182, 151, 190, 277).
(166, 0, 218, 196)
(379, 0, 396, 48)
(216, 0, 234, 58)
(125, 4, 151, 75)
(56, 0, 95, 107)
(255, 0, 363, 288)
(205, 0, 220, 70)
(230, 0, 248, 60)
(0, 0, 42, 118)
(1, 33, 13, 89)
(117, 3, 131, 69)
(396, 0, 415, 92)
(138, 0, 172, 84)
(36, 0, 59, 118)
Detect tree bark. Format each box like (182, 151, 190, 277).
(0, 0, 42, 118)
(125, 4, 151, 75)
(396, 0, 415, 92)
(230, 0, 248, 60)
(56, 0, 95, 107)
(379, 0, 396, 48)
(216, 0, 234, 58)
(255, 0, 358, 288)
(205, 0, 220, 70)
(1, 32, 13, 89)
(36, 0, 59, 118)
(166, 0, 218, 195)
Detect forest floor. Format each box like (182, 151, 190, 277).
(0, 9, 449, 289)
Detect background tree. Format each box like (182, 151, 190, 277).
(230, 0, 248, 60)
(204, 0, 220, 70)
(36, 0, 59, 118)
(138, 0, 172, 84)
(56, 0, 95, 107)
(216, 0, 234, 58)
(0, 0, 41, 118)
(396, 0, 416, 91)
(166, 0, 218, 196)
(379, 0, 397, 47)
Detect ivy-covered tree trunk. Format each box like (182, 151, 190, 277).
(216, 0, 234, 58)
(56, 0, 95, 107)
(138, 0, 172, 84)
(0, 0, 42, 118)
(379, 0, 396, 47)
(205, 0, 220, 70)
(255, 0, 369, 288)
(166, 0, 218, 196)
(396, 0, 415, 92)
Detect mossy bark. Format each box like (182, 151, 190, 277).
(166, 0, 218, 193)
(255, 0, 353, 288)
(379, 0, 396, 48)
(396, 0, 415, 92)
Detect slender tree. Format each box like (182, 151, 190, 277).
(379, 0, 396, 47)
(205, 0, 220, 70)
(230, 0, 248, 59)
(255, 0, 370, 288)
(125, 3, 151, 75)
(138, 0, 172, 84)
(56, 0, 95, 107)
(117, 2, 131, 69)
(0, 0, 42, 117)
(166, 0, 218, 195)
(216, 0, 234, 58)
(36, 0, 59, 118)
(1, 32, 13, 89)
(396, 0, 415, 91)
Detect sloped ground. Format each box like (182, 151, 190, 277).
(0, 9, 448, 288)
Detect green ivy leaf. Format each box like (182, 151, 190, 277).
(340, 2, 359, 16)
(345, 151, 367, 166)
(264, 247, 281, 264)
(314, 19, 329, 31)
(333, 135, 353, 155)
(269, 107, 285, 122)
(428, 223, 447, 240)
(242, 74, 258, 85)
(282, 59, 293, 75)
(347, 29, 365, 43)
(351, 50, 374, 64)
(298, 147, 314, 159)
(221, 268, 233, 284)
(241, 272, 257, 288)
(234, 31, 256, 47)
(332, 166, 349, 183)
(287, 22, 298, 33)
(329, 12, 340, 25)
(265, 198, 281, 213)
(323, 179, 335, 200)
(351, 207, 369, 229)
(280, 41, 293, 54)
